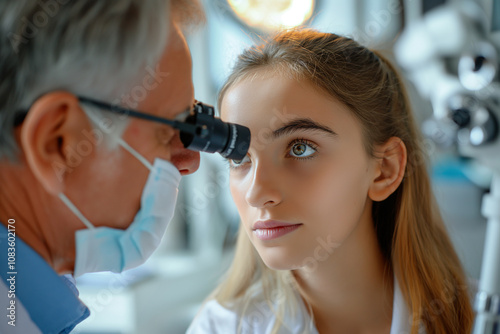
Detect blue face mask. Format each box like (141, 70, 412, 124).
(59, 139, 181, 277)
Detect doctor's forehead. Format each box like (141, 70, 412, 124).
(171, 0, 206, 31)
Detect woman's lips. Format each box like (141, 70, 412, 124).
(252, 220, 303, 241)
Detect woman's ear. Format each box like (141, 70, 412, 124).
(368, 137, 407, 202)
(20, 91, 90, 195)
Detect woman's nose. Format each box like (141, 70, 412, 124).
(245, 161, 282, 208)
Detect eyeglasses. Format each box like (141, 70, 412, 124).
(14, 96, 251, 160)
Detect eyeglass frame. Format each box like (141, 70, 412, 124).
(13, 96, 207, 138)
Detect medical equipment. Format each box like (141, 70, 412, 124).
(395, 1, 500, 332)
(78, 97, 251, 161)
(15, 97, 251, 160)
(179, 101, 250, 160)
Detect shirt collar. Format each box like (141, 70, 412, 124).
(391, 277, 414, 334)
(0, 223, 90, 333)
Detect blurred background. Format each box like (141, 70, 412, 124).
(73, 0, 495, 332)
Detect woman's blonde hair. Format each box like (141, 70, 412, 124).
(213, 29, 473, 334)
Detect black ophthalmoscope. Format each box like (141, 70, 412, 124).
(179, 101, 251, 160)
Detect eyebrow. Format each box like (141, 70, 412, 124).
(174, 106, 192, 121)
(272, 118, 338, 139)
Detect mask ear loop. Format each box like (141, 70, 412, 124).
(58, 137, 152, 231)
(83, 102, 154, 171)
(57, 105, 104, 231)
(59, 193, 95, 230)
(115, 137, 154, 171)
(59, 102, 154, 230)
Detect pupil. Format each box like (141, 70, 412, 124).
(293, 144, 306, 155)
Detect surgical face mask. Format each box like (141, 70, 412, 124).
(59, 138, 181, 277)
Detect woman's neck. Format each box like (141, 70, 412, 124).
(293, 200, 394, 334)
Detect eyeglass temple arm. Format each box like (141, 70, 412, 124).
(77, 97, 202, 136)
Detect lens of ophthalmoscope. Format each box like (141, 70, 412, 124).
(179, 102, 251, 160)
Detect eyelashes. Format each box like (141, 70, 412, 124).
(227, 138, 318, 170)
(286, 138, 318, 159)
(227, 154, 250, 169)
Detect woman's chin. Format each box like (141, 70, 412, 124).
(258, 248, 308, 271)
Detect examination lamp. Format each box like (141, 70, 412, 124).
(226, 0, 316, 32)
(14, 97, 251, 161)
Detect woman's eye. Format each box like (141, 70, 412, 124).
(229, 155, 251, 168)
(289, 141, 317, 158)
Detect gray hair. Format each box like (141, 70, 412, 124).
(0, 0, 172, 160)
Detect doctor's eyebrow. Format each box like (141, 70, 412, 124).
(174, 105, 193, 121)
(272, 118, 338, 139)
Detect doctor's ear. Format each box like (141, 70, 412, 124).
(20, 91, 91, 195)
(368, 137, 407, 202)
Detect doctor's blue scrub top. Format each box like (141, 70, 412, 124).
(0, 223, 90, 334)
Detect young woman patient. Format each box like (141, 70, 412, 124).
(187, 29, 473, 334)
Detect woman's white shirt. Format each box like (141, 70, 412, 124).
(187, 280, 418, 334)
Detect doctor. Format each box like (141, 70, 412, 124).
(0, 0, 204, 333)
